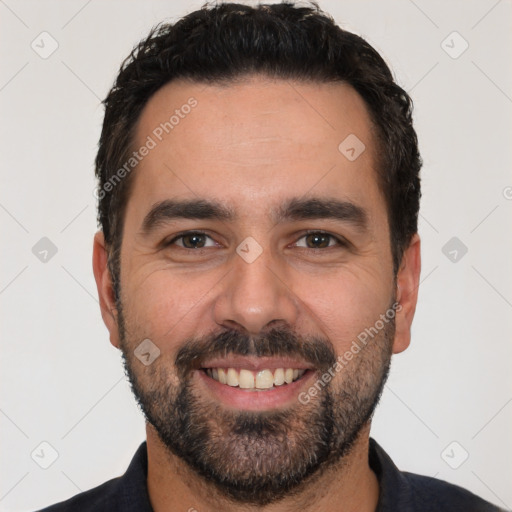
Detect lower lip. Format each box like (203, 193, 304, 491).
(195, 369, 316, 411)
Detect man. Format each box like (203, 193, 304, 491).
(38, 2, 504, 511)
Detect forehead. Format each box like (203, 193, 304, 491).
(129, 76, 384, 222)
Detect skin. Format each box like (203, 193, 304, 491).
(93, 76, 421, 512)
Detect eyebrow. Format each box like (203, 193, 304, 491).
(274, 197, 368, 230)
(141, 199, 235, 234)
(140, 197, 368, 235)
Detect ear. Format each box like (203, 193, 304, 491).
(392, 233, 421, 354)
(92, 231, 121, 349)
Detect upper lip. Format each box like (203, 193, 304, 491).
(200, 356, 314, 372)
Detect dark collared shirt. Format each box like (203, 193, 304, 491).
(37, 438, 505, 511)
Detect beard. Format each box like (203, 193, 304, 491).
(116, 298, 394, 506)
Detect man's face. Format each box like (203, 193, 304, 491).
(95, 77, 417, 505)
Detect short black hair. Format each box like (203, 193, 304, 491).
(96, 1, 421, 290)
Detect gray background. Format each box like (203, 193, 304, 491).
(1, 0, 511, 510)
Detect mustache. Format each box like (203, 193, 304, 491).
(174, 327, 336, 378)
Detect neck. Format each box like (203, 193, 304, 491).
(146, 422, 379, 512)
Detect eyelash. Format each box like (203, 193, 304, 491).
(165, 230, 347, 250)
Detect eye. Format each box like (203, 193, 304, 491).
(167, 231, 217, 249)
(294, 231, 344, 249)
(164, 230, 345, 251)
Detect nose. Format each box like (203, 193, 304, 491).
(213, 246, 300, 335)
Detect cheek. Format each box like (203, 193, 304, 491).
(121, 266, 221, 343)
(291, 266, 390, 350)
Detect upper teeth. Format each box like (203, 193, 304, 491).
(205, 368, 306, 389)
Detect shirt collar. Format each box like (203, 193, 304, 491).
(115, 441, 153, 511)
(369, 437, 413, 511)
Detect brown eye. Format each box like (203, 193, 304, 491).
(304, 233, 332, 249)
(182, 233, 206, 248)
(295, 232, 340, 249)
(169, 232, 216, 249)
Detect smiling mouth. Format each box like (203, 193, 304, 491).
(203, 367, 308, 390)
